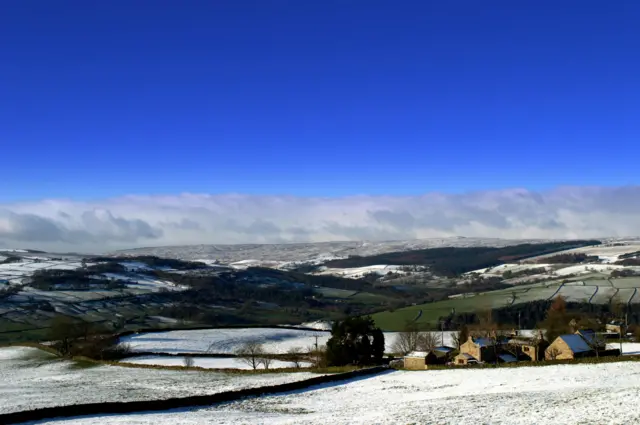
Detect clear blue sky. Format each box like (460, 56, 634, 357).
(2, 1, 639, 201)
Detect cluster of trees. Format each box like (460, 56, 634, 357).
(325, 316, 385, 366)
(0, 256, 21, 265)
(615, 258, 640, 266)
(29, 269, 126, 291)
(502, 267, 548, 279)
(542, 253, 600, 264)
(88, 256, 207, 270)
(47, 315, 130, 360)
(0, 284, 21, 299)
(610, 269, 640, 278)
(323, 241, 601, 277)
(391, 322, 446, 355)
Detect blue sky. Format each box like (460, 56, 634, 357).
(2, 1, 639, 202)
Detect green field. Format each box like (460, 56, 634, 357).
(372, 277, 640, 331)
(314, 286, 388, 304)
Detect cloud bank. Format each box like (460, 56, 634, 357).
(0, 186, 638, 253)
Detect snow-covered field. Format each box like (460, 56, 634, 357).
(554, 264, 627, 276)
(27, 361, 640, 425)
(608, 342, 640, 355)
(526, 243, 640, 264)
(121, 328, 400, 355)
(0, 347, 322, 415)
(311, 264, 418, 279)
(121, 355, 313, 370)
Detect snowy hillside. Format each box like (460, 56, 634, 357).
(114, 237, 565, 264)
(27, 361, 640, 424)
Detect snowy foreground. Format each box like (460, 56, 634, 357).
(23, 362, 640, 425)
(121, 328, 400, 354)
(0, 347, 322, 415)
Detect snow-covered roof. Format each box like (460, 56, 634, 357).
(405, 351, 429, 358)
(559, 334, 592, 353)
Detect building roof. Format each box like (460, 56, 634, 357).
(456, 353, 477, 360)
(507, 337, 540, 346)
(405, 351, 428, 358)
(473, 337, 496, 347)
(558, 334, 592, 353)
(498, 353, 518, 363)
(575, 329, 602, 346)
(433, 346, 455, 353)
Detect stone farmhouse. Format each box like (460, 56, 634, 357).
(403, 346, 456, 370)
(403, 329, 621, 369)
(545, 329, 620, 360)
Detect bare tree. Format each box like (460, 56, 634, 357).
(392, 329, 421, 355)
(417, 332, 439, 353)
(287, 346, 304, 368)
(235, 340, 265, 370)
(451, 324, 469, 349)
(260, 356, 273, 370)
(183, 355, 195, 368)
(306, 344, 326, 368)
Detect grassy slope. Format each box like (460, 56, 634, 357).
(372, 277, 640, 331)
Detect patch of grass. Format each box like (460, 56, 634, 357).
(372, 281, 569, 331)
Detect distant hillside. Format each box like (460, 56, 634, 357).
(323, 240, 602, 277)
(114, 237, 567, 264)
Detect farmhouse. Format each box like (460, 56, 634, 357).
(605, 320, 627, 336)
(403, 351, 429, 370)
(403, 346, 456, 369)
(506, 334, 549, 362)
(455, 336, 501, 364)
(545, 330, 619, 360)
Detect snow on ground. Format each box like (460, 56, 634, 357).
(121, 328, 400, 355)
(526, 244, 640, 264)
(297, 320, 332, 331)
(119, 261, 154, 271)
(554, 264, 625, 276)
(97, 273, 186, 291)
(114, 238, 563, 264)
(311, 264, 417, 279)
(607, 342, 640, 355)
(470, 263, 553, 276)
(0, 346, 322, 415)
(120, 356, 313, 370)
(32, 362, 640, 425)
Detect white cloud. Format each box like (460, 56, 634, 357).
(0, 186, 638, 253)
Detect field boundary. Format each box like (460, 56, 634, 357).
(588, 285, 599, 304)
(0, 366, 389, 424)
(546, 281, 565, 300)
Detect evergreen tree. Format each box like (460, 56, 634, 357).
(326, 316, 385, 366)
